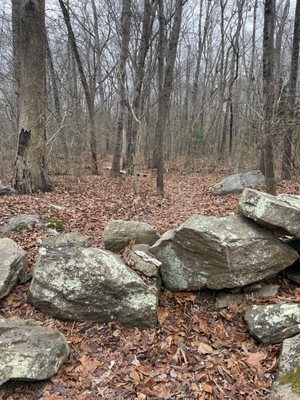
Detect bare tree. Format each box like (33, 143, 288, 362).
(155, 0, 185, 195)
(281, 0, 300, 179)
(59, 0, 99, 174)
(110, 0, 132, 177)
(12, 0, 51, 193)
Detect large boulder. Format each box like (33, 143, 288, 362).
(0, 238, 27, 299)
(104, 220, 159, 253)
(210, 170, 265, 195)
(150, 215, 298, 291)
(0, 317, 69, 385)
(270, 334, 300, 399)
(239, 189, 300, 237)
(1, 214, 40, 233)
(28, 234, 159, 329)
(244, 303, 300, 344)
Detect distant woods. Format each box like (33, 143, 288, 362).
(1, 0, 299, 194)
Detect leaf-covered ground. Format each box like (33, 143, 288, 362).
(0, 171, 299, 400)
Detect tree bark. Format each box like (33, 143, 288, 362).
(262, 0, 276, 194)
(12, 0, 51, 194)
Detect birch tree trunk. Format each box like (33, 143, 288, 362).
(12, 0, 51, 194)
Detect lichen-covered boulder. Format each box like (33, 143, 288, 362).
(28, 234, 159, 329)
(104, 220, 159, 253)
(270, 334, 300, 399)
(244, 303, 300, 344)
(239, 189, 300, 237)
(0, 317, 69, 385)
(0, 214, 40, 233)
(210, 170, 265, 195)
(0, 238, 27, 299)
(150, 215, 298, 291)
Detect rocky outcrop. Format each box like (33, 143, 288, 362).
(0, 317, 69, 385)
(210, 170, 265, 195)
(1, 214, 40, 233)
(239, 189, 300, 237)
(270, 334, 300, 399)
(104, 220, 159, 253)
(150, 215, 298, 291)
(28, 234, 159, 329)
(0, 238, 27, 299)
(244, 303, 300, 344)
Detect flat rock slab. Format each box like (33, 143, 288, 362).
(0, 238, 27, 299)
(150, 215, 298, 291)
(270, 334, 300, 399)
(104, 220, 159, 253)
(244, 303, 300, 344)
(211, 170, 265, 195)
(1, 214, 40, 233)
(216, 285, 279, 309)
(123, 244, 161, 278)
(28, 235, 159, 329)
(0, 317, 69, 385)
(239, 189, 300, 237)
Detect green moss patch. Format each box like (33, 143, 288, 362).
(279, 366, 300, 392)
(46, 218, 64, 232)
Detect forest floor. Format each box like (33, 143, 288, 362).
(0, 169, 300, 400)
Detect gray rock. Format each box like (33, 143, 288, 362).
(104, 220, 159, 253)
(28, 241, 159, 329)
(243, 283, 280, 298)
(123, 244, 160, 278)
(0, 317, 69, 385)
(244, 303, 300, 344)
(0, 186, 16, 196)
(150, 215, 298, 291)
(215, 293, 244, 309)
(39, 232, 91, 249)
(0, 238, 27, 299)
(270, 334, 300, 399)
(239, 189, 300, 237)
(211, 170, 265, 195)
(216, 284, 279, 310)
(1, 214, 40, 233)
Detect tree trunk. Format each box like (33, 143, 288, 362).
(12, 0, 51, 194)
(155, 0, 184, 196)
(111, 0, 132, 178)
(262, 0, 276, 194)
(281, 0, 300, 179)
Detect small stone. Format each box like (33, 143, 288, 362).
(0, 238, 27, 299)
(215, 292, 244, 309)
